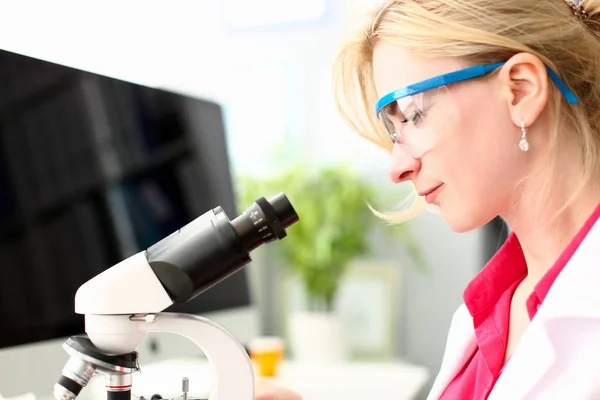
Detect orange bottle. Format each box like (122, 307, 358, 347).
(249, 336, 285, 378)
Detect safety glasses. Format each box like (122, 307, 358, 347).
(375, 62, 578, 158)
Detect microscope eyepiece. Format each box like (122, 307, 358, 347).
(146, 192, 299, 304)
(269, 192, 300, 229)
(231, 192, 299, 252)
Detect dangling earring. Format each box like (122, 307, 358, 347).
(519, 120, 530, 152)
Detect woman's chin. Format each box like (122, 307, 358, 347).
(440, 204, 487, 233)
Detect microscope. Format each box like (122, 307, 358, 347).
(53, 193, 299, 400)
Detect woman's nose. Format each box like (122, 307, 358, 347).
(388, 144, 420, 184)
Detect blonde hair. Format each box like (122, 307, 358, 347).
(333, 0, 600, 223)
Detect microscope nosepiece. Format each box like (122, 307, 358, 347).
(54, 336, 139, 400)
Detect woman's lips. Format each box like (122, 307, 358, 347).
(423, 184, 443, 204)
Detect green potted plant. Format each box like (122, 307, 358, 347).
(236, 161, 423, 362)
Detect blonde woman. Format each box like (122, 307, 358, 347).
(254, 0, 600, 398)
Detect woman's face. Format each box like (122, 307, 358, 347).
(372, 41, 531, 232)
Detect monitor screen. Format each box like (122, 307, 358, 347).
(0, 48, 252, 350)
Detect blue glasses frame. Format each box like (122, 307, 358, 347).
(375, 62, 579, 116)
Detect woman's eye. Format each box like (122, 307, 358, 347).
(405, 110, 424, 126)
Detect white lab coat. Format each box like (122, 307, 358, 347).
(426, 218, 600, 400)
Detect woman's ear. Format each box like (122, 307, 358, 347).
(498, 52, 549, 129)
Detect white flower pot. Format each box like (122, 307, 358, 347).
(288, 311, 349, 363)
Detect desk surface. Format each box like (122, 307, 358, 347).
(85, 357, 430, 400)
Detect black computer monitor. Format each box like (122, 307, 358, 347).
(0, 48, 253, 350)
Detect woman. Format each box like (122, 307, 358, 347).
(256, 0, 600, 398)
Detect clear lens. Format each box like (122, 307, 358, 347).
(377, 86, 458, 158)
(54, 356, 96, 400)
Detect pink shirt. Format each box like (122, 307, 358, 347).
(440, 202, 600, 399)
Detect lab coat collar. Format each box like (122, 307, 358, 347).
(426, 305, 477, 399)
(488, 217, 600, 399)
(427, 217, 600, 400)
